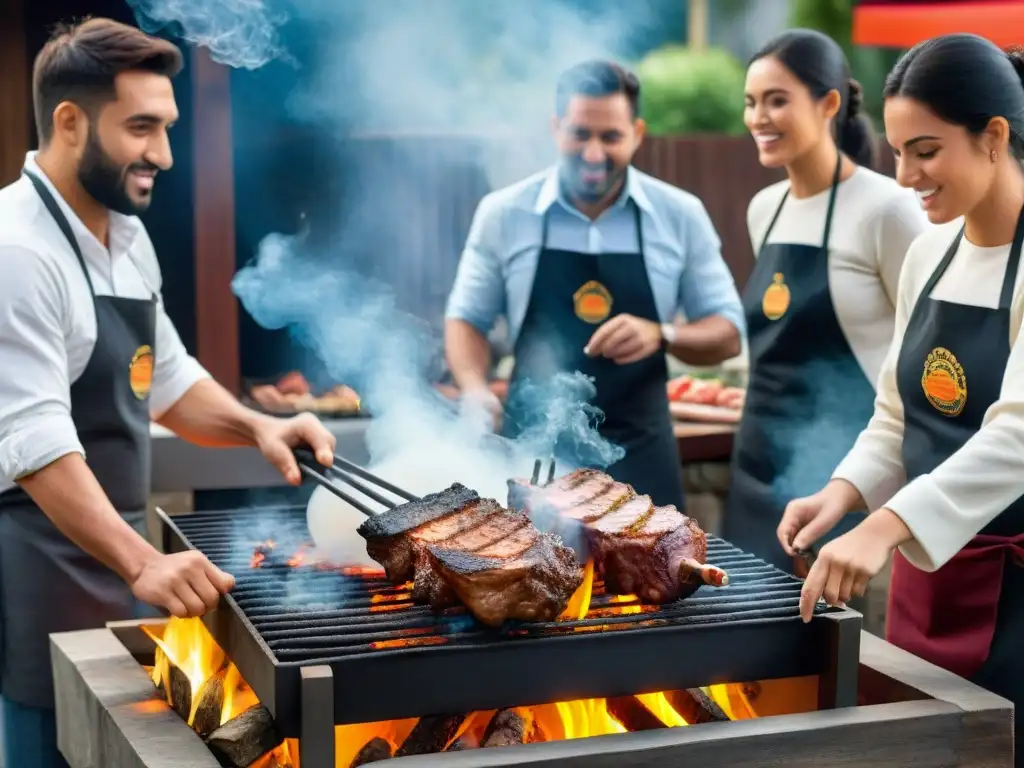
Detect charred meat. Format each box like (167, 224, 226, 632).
(508, 469, 725, 603)
(357, 484, 583, 626)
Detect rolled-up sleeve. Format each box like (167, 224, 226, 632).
(0, 246, 83, 481)
(444, 194, 506, 335)
(677, 199, 745, 335)
(149, 301, 210, 419)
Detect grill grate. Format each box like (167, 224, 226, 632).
(160, 506, 860, 735)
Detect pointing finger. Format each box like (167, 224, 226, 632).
(800, 557, 830, 623)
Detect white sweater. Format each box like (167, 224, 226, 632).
(833, 220, 1024, 571)
(747, 166, 930, 387)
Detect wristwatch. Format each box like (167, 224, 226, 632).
(661, 323, 677, 347)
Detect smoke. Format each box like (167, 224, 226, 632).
(132, 0, 647, 545)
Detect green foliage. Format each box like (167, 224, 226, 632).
(633, 45, 748, 136)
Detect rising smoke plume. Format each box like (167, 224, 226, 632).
(128, 0, 653, 506)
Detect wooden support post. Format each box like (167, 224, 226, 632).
(192, 48, 240, 395)
(0, 0, 31, 186)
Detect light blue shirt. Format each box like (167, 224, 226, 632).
(445, 165, 745, 345)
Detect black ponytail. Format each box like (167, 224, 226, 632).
(750, 29, 877, 168)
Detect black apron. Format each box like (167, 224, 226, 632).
(889, 208, 1024, 767)
(503, 200, 684, 510)
(723, 159, 875, 571)
(0, 171, 156, 709)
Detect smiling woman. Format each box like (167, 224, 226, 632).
(777, 32, 1024, 768)
(721, 29, 929, 573)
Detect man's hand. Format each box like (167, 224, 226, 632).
(584, 314, 663, 365)
(131, 551, 235, 618)
(254, 413, 337, 485)
(460, 386, 504, 432)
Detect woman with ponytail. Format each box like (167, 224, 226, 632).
(782, 36, 1024, 760)
(724, 29, 930, 572)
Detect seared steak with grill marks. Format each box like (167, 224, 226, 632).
(358, 484, 583, 625)
(508, 469, 720, 603)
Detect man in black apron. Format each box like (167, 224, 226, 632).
(0, 19, 336, 766)
(444, 60, 743, 510)
(724, 157, 876, 571)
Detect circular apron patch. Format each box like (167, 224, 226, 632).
(762, 272, 791, 321)
(573, 280, 613, 324)
(922, 346, 967, 417)
(129, 344, 155, 400)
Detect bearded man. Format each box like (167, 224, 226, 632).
(0, 18, 335, 765)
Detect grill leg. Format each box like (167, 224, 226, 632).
(817, 610, 861, 709)
(300, 666, 335, 768)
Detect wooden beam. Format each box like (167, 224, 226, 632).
(192, 48, 240, 395)
(0, 0, 30, 186)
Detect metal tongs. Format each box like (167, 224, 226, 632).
(293, 449, 559, 517)
(294, 448, 420, 517)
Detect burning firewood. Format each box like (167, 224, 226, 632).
(664, 688, 730, 724)
(192, 667, 228, 738)
(167, 663, 192, 723)
(394, 713, 467, 757)
(481, 709, 530, 747)
(205, 705, 282, 767)
(606, 696, 668, 732)
(349, 737, 394, 766)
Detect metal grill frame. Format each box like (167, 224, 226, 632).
(157, 506, 861, 739)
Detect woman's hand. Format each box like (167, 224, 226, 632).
(777, 479, 864, 557)
(798, 508, 913, 622)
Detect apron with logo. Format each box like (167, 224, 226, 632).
(888, 207, 1024, 764)
(503, 201, 685, 510)
(723, 158, 875, 571)
(0, 171, 156, 709)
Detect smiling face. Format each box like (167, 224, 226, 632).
(552, 93, 644, 204)
(743, 55, 840, 168)
(76, 70, 178, 215)
(884, 95, 999, 223)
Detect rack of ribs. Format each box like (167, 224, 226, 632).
(357, 484, 583, 628)
(507, 469, 727, 604)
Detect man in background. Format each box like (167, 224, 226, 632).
(445, 60, 744, 510)
(0, 18, 335, 765)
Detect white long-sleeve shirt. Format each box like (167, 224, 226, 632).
(0, 153, 209, 490)
(747, 166, 931, 387)
(832, 219, 1024, 572)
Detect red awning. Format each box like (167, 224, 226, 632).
(852, 1, 1024, 48)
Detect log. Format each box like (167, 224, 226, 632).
(349, 737, 393, 766)
(192, 668, 228, 738)
(205, 705, 282, 767)
(394, 713, 467, 757)
(664, 688, 730, 725)
(606, 696, 668, 733)
(481, 709, 529, 747)
(168, 663, 192, 723)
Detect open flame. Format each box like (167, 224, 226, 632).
(142, 544, 815, 764)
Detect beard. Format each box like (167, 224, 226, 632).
(558, 153, 629, 204)
(77, 129, 157, 216)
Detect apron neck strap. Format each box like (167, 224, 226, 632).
(540, 187, 645, 254)
(760, 152, 843, 251)
(922, 204, 1024, 311)
(22, 169, 97, 297)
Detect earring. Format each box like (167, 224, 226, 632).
(991, 149, 998, 162)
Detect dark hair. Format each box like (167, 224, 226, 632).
(751, 29, 876, 168)
(883, 35, 1024, 160)
(33, 17, 183, 146)
(555, 60, 640, 118)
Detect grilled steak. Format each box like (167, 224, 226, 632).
(508, 469, 716, 603)
(427, 526, 583, 628)
(358, 483, 583, 625)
